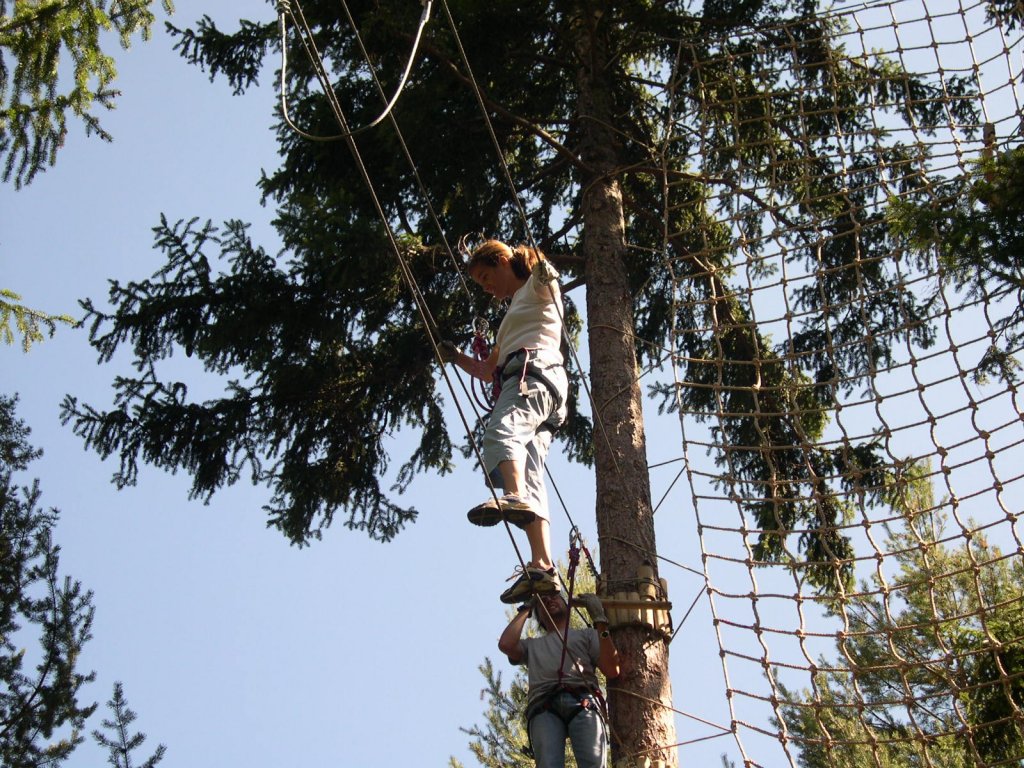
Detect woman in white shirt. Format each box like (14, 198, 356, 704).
(440, 239, 568, 604)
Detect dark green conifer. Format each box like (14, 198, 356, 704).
(0, 0, 173, 187)
(0, 395, 96, 767)
(92, 682, 166, 768)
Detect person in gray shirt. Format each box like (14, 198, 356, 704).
(498, 591, 620, 768)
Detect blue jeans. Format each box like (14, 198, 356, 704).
(528, 692, 607, 768)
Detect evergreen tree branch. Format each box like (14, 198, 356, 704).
(0, 289, 78, 351)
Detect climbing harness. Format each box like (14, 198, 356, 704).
(522, 690, 597, 759)
(494, 348, 566, 413)
(526, 686, 605, 729)
(523, 685, 605, 761)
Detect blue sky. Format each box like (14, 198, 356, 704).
(0, 3, 723, 766)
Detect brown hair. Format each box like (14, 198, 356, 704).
(468, 239, 546, 280)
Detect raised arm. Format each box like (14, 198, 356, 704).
(577, 594, 620, 679)
(498, 603, 531, 664)
(531, 259, 560, 300)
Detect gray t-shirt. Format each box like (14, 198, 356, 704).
(521, 628, 601, 707)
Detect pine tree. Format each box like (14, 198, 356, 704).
(0, 0, 173, 187)
(0, 289, 76, 352)
(57, 1, 993, 762)
(777, 462, 1024, 767)
(91, 682, 166, 768)
(0, 394, 96, 767)
(2, 1, 168, 350)
(450, 657, 536, 768)
(887, 145, 1024, 384)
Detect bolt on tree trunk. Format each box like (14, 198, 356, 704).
(569, 4, 678, 766)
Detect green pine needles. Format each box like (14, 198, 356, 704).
(0, 0, 173, 187)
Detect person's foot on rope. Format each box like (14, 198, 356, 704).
(499, 564, 558, 604)
(467, 494, 537, 528)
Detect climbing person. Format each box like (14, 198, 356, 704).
(498, 591, 620, 768)
(437, 238, 568, 604)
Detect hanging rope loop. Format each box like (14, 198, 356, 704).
(278, 0, 433, 141)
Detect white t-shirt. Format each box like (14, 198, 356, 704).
(495, 272, 563, 364)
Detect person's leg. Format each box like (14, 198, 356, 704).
(471, 387, 535, 526)
(567, 706, 607, 768)
(497, 459, 525, 498)
(481, 386, 562, 602)
(523, 518, 553, 571)
(479, 384, 529, 495)
(520, 423, 555, 568)
(498, 387, 554, 509)
(528, 711, 568, 768)
(474, 387, 553, 528)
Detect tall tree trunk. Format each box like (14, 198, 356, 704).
(569, 4, 678, 766)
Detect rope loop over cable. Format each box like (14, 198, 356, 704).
(278, 0, 433, 141)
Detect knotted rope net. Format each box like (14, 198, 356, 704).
(641, 1, 1024, 765)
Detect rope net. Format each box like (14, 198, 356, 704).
(644, 1, 1024, 766)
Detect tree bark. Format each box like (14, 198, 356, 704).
(568, 3, 678, 766)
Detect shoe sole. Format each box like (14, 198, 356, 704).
(468, 501, 536, 529)
(499, 574, 559, 604)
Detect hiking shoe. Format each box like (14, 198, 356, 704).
(467, 497, 501, 526)
(468, 495, 536, 528)
(500, 565, 559, 604)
